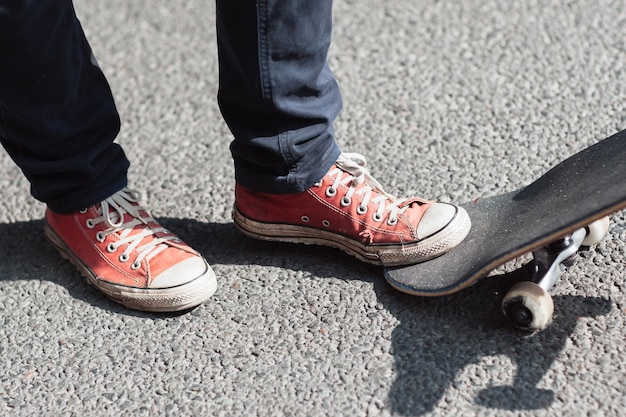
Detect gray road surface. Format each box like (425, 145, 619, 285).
(1, 0, 625, 416)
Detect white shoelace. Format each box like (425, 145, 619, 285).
(316, 153, 411, 225)
(85, 188, 179, 269)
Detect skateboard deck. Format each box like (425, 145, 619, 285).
(384, 129, 626, 298)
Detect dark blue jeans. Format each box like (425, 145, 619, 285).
(216, 0, 342, 193)
(0, 0, 129, 213)
(0, 0, 342, 213)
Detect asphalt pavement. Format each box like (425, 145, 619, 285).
(1, 0, 625, 416)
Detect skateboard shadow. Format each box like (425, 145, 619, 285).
(159, 218, 613, 414)
(383, 265, 612, 415)
(0, 218, 614, 414)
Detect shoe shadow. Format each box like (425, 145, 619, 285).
(0, 218, 614, 414)
(0, 219, 195, 318)
(162, 218, 613, 414)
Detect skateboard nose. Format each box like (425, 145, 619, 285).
(416, 203, 460, 239)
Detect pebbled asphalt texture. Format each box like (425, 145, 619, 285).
(0, 0, 625, 416)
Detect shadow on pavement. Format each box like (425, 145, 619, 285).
(0, 218, 613, 414)
(0, 219, 196, 318)
(383, 264, 612, 415)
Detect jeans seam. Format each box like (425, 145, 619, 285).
(256, 1, 271, 102)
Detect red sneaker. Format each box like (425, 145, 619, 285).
(233, 153, 471, 266)
(44, 188, 217, 312)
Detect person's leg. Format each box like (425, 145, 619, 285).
(216, 0, 342, 194)
(0, 0, 128, 213)
(218, 0, 471, 266)
(0, 1, 216, 311)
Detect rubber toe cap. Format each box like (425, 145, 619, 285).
(150, 256, 213, 289)
(416, 203, 458, 239)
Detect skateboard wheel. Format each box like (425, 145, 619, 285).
(582, 216, 610, 246)
(502, 282, 554, 332)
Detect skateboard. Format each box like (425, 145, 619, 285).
(384, 129, 626, 332)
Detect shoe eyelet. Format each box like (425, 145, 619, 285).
(119, 253, 129, 262)
(301, 216, 310, 223)
(131, 261, 141, 270)
(322, 220, 330, 227)
(387, 217, 398, 226)
(372, 213, 383, 222)
(79, 209, 88, 214)
(96, 232, 105, 242)
(340, 196, 351, 207)
(106, 243, 117, 253)
(357, 205, 368, 215)
(325, 187, 337, 197)
(86, 219, 95, 229)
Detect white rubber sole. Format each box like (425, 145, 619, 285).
(233, 205, 471, 267)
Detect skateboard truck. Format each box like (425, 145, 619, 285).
(532, 228, 586, 292)
(502, 218, 610, 332)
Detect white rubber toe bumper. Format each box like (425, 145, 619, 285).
(417, 203, 458, 239)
